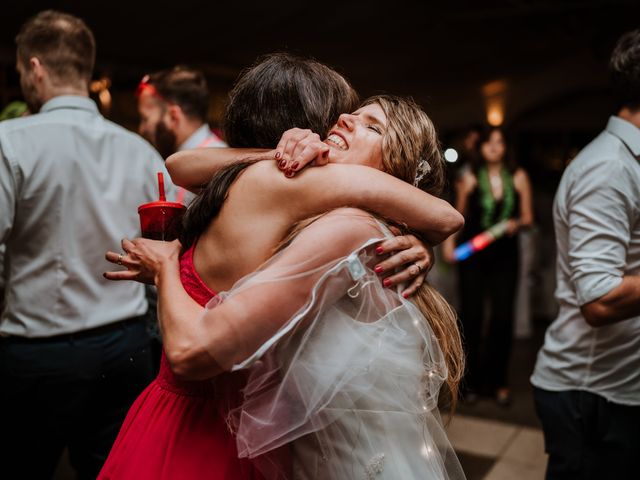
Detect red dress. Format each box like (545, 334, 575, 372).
(98, 244, 262, 480)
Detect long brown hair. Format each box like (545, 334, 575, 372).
(364, 96, 462, 410)
(180, 161, 256, 250)
(408, 256, 463, 413)
(224, 53, 359, 148)
(360, 95, 446, 196)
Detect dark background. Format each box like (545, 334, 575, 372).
(2, 1, 638, 131)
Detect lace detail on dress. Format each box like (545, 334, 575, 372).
(364, 453, 385, 479)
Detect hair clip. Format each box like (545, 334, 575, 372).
(413, 158, 431, 186)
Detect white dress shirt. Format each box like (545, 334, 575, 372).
(0, 95, 175, 337)
(531, 116, 640, 405)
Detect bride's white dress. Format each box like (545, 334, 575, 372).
(205, 211, 465, 479)
(283, 303, 460, 479)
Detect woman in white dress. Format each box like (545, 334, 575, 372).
(108, 95, 465, 479)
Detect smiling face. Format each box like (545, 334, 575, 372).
(324, 103, 386, 170)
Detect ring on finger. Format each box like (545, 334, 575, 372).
(117, 253, 125, 266)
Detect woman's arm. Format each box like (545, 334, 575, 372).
(441, 173, 474, 262)
(514, 168, 534, 228)
(166, 147, 271, 193)
(169, 130, 463, 243)
(105, 238, 217, 378)
(159, 209, 382, 380)
(503, 168, 534, 236)
(243, 161, 463, 245)
(166, 129, 329, 190)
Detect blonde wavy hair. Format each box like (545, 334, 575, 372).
(364, 95, 462, 412)
(360, 95, 446, 196)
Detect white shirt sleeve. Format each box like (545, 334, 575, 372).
(567, 157, 636, 305)
(0, 146, 17, 246)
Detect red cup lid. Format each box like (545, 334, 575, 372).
(138, 200, 186, 213)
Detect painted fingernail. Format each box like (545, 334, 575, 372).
(285, 169, 294, 178)
(278, 160, 286, 169)
(402, 292, 409, 299)
(374, 265, 384, 274)
(275, 151, 281, 159)
(376, 246, 384, 255)
(292, 162, 299, 170)
(383, 278, 392, 287)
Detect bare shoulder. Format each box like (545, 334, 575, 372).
(237, 160, 291, 197)
(296, 208, 384, 252)
(241, 159, 279, 180)
(458, 171, 477, 194)
(513, 168, 530, 190)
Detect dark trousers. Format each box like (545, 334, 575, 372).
(458, 258, 518, 392)
(0, 317, 154, 479)
(145, 284, 163, 374)
(534, 387, 640, 480)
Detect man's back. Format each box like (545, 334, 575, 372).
(0, 95, 170, 337)
(532, 116, 640, 405)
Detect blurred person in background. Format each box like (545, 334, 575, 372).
(137, 65, 226, 205)
(0, 10, 173, 478)
(456, 124, 482, 175)
(443, 126, 533, 406)
(531, 28, 640, 480)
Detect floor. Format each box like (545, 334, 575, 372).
(449, 414, 547, 480)
(446, 324, 549, 480)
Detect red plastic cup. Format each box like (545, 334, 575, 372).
(138, 200, 186, 241)
(138, 172, 186, 241)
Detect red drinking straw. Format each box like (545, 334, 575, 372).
(157, 172, 166, 201)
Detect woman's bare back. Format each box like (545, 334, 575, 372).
(193, 161, 297, 292)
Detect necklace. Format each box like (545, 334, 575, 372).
(477, 167, 516, 230)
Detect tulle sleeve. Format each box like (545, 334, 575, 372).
(201, 209, 465, 479)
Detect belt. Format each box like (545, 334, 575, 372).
(0, 314, 148, 344)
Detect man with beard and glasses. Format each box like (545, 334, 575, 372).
(0, 10, 174, 479)
(137, 66, 226, 206)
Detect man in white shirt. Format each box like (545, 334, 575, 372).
(531, 29, 640, 479)
(0, 10, 173, 478)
